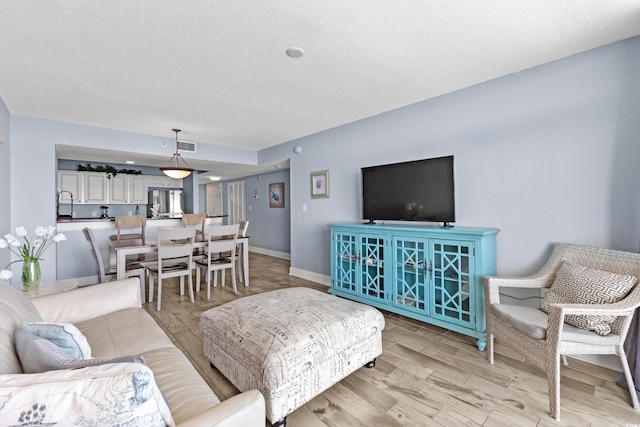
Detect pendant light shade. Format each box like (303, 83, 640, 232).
(161, 129, 194, 179)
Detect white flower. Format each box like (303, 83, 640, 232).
(35, 226, 48, 237)
(1, 225, 66, 275)
(0, 269, 13, 280)
(46, 226, 56, 238)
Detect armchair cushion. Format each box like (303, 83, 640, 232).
(15, 330, 145, 374)
(19, 321, 91, 359)
(491, 304, 621, 345)
(540, 261, 636, 335)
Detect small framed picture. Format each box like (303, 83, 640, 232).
(310, 170, 329, 199)
(269, 182, 285, 208)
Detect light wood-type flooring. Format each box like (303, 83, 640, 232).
(142, 253, 639, 426)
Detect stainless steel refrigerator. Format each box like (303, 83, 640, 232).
(148, 189, 184, 217)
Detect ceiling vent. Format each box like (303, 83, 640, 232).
(177, 140, 197, 153)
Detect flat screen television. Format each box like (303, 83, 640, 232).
(361, 155, 455, 225)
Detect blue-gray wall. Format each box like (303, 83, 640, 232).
(5, 117, 258, 281)
(3, 36, 640, 282)
(260, 36, 640, 277)
(0, 98, 10, 273)
(243, 169, 291, 255)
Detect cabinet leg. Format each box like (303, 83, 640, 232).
(476, 338, 487, 351)
(364, 358, 376, 368)
(272, 416, 286, 427)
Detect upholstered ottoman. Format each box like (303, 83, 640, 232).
(200, 287, 384, 426)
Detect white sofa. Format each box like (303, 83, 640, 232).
(0, 278, 265, 426)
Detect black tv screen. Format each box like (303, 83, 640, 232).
(362, 155, 455, 224)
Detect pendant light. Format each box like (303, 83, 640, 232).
(160, 128, 194, 179)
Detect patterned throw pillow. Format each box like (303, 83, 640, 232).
(20, 321, 91, 359)
(540, 262, 637, 335)
(15, 330, 146, 374)
(0, 360, 173, 426)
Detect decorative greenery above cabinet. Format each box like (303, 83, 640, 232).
(77, 163, 142, 178)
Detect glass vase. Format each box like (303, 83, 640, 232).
(21, 259, 41, 290)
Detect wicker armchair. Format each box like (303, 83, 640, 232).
(484, 243, 640, 420)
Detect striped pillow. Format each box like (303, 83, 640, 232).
(540, 262, 637, 335)
(15, 329, 145, 374)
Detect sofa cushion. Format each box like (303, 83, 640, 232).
(0, 281, 44, 374)
(141, 346, 221, 425)
(0, 361, 174, 426)
(75, 308, 174, 357)
(540, 262, 637, 335)
(20, 321, 91, 359)
(15, 330, 146, 374)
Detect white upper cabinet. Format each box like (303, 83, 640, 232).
(58, 171, 82, 203)
(58, 171, 154, 204)
(147, 176, 183, 188)
(110, 175, 148, 204)
(84, 172, 109, 204)
(129, 175, 148, 203)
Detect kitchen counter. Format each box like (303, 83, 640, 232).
(57, 217, 115, 223)
(56, 217, 183, 232)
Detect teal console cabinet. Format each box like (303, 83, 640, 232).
(330, 223, 498, 350)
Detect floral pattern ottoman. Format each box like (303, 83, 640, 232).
(200, 287, 385, 426)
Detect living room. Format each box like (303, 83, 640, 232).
(2, 3, 640, 426)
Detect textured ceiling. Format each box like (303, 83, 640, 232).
(2, 1, 640, 178)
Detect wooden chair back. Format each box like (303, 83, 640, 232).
(182, 213, 207, 238)
(114, 215, 146, 241)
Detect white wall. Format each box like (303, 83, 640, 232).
(261, 36, 640, 278)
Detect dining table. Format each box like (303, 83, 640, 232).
(108, 234, 250, 285)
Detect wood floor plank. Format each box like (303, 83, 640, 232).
(143, 252, 640, 426)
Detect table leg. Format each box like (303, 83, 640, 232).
(116, 250, 126, 280)
(243, 240, 249, 286)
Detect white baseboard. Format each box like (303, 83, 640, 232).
(249, 246, 290, 260)
(289, 267, 330, 287)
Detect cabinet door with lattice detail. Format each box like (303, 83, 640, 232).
(358, 234, 388, 303)
(429, 240, 475, 328)
(331, 231, 358, 295)
(392, 236, 429, 314)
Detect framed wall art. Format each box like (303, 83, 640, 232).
(269, 182, 285, 208)
(310, 170, 329, 199)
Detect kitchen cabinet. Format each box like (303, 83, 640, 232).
(330, 223, 498, 350)
(110, 175, 148, 204)
(83, 172, 109, 204)
(58, 171, 149, 204)
(147, 176, 183, 189)
(58, 171, 82, 203)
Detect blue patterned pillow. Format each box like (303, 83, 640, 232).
(15, 330, 145, 374)
(20, 321, 91, 359)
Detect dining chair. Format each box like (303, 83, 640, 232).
(146, 227, 196, 311)
(485, 243, 640, 420)
(194, 223, 239, 299)
(112, 215, 146, 241)
(181, 213, 207, 239)
(235, 221, 249, 283)
(82, 227, 147, 302)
